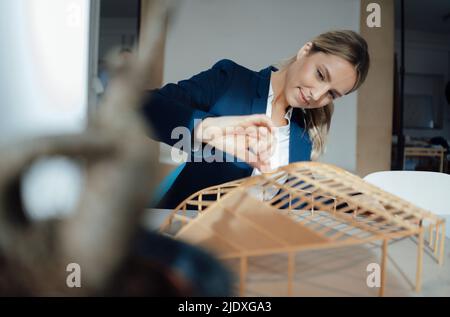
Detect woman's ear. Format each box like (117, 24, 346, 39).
(296, 42, 313, 60)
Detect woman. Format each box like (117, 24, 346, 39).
(141, 30, 370, 208)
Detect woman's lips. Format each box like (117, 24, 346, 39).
(298, 87, 309, 105)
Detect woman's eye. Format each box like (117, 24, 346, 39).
(329, 91, 336, 99)
(317, 69, 324, 81)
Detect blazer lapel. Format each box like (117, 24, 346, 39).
(289, 109, 312, 163)
(251, 65, 276, 115)
(250, 66, 312, 163)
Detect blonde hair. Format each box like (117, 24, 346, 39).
(277, 30, 370, 160)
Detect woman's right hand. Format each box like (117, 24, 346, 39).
(194, 114, 276, 172)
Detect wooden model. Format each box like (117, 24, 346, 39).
(160, 162, 446, 296)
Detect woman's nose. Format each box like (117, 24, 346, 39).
(311, 84, 330, 101)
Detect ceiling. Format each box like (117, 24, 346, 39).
(395, 0, 450, 34)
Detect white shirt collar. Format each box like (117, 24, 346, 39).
(268, 80, 293, 124)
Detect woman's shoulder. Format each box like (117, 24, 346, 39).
(211, 59, 260, 77)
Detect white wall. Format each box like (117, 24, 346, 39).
(161, 0, 361, 172)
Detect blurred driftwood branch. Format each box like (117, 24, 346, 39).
(0, 0, 174, 296)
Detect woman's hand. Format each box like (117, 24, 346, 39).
(194, 114, 276, 172)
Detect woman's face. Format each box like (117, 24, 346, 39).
(284, 42, 357, 109)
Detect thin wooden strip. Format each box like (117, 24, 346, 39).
(434, 223, 440, 256)
(439, 222, 446, 266)
(239, 257, 248, 296)
(379, 239, 388, 297)
(429, 225, 434, 247)
(184, 199, 215, 206)
(415, 228, 424, 293)
(287, 252, 295, 296)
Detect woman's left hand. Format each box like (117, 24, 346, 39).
(194, 114, 276, 172)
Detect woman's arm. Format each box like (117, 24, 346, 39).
(140, 59, 276, 170)
(140, 59, 235, 147)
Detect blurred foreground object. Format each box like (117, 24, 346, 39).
(0, 0, 231, 296)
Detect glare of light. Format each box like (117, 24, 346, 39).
(21, 157, 84, 221)
(0, 0, 91, 144)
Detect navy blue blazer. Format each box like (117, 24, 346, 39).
(141, 59, 312, 208)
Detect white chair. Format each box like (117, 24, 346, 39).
(363, 171, 450, 239)
(364, 171, 449, 294)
